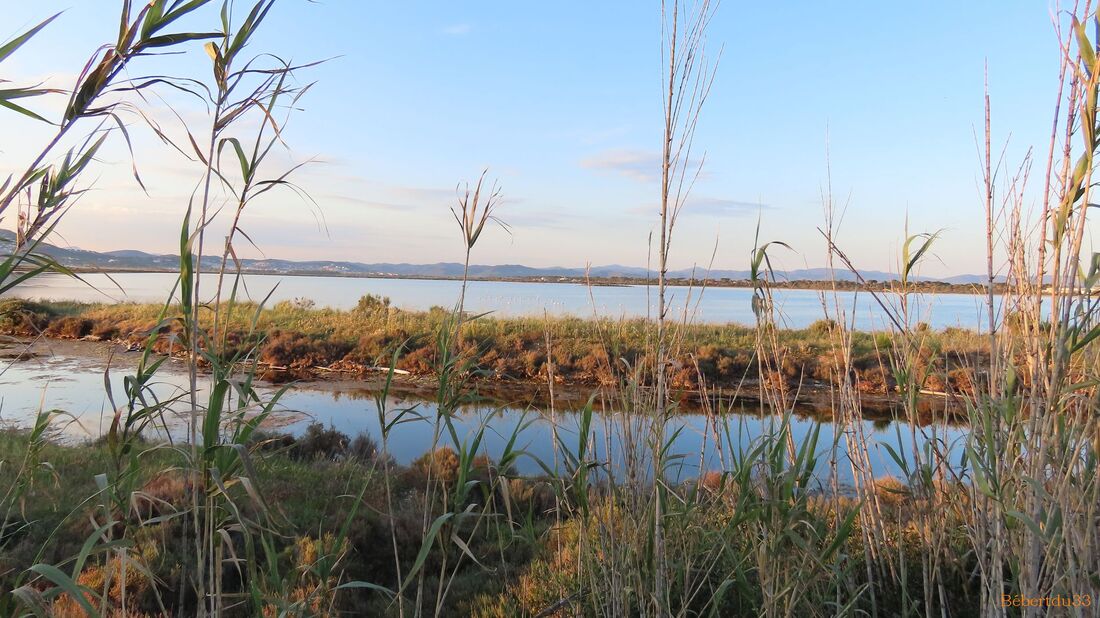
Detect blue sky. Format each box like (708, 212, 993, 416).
(0, 1, 1075, 276)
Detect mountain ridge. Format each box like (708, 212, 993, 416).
(0, 230, 992, 284)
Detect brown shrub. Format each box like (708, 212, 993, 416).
(51, 547, 158, 617)
(404, 449, 510, 497)
(489, 352, 522, 379)
(700, 470, 725, 493)
(91, 320, 120, 340)
(947, 367, 975, 394)
(576, 345, 614, 385)
(508, 478, 557, 516)
(857, 366, 895, 393)
(669, 358, 701, 390)
(261, 533, 349, 618)
(874, 476, 909, 508)
(521, 349, 545, 378)
(134, 471, 188, 521)
(692, 345, 723, 381)
(146, 321, 185, 355)
(760, 369, 789, 392)
(922, 371, 947, 393)
(260, 329, 352, 369)
(503, 332, 541, 353)
(550, 347, 576, 375)
(411, 447, 461, 484)
(477, 348, 501, 371)
(717, 351, 751, 382)
(396, 345, 436, 374)
(779, 350, 808, 381)
(812, 351, 844, 383)
(46, 316, 94, 339)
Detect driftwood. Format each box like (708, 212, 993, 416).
(260, 362, 411, 376)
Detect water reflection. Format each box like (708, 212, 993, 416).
(0, 351, 969, 483)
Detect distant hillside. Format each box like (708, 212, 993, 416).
(0, 230, 991, 284)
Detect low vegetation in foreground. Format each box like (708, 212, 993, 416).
(0, 425, 986, 616)
(0, 426, 558, 616)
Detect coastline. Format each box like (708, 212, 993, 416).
(62, 266, 1000, 295)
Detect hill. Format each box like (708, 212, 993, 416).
(0, 230, 990, 285)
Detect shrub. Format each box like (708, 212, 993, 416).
(292, 424, 351, 461)
(354, 294, 391, 313)
(396, 345, 436, 374)
(260, 329, 353, 369)
(45, 316, 93, 339)
(90, 321, 120, 340)
(0, 299, 52, 336)
(411, 447, 461, 484)
(348, 432, 381, 462)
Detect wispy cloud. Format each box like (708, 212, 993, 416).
(580, 149, 662, 182)
(319, 181, 527, 216)
(681, 196, 768, 217)
(441, 23, 472, 36)
(580, 148, 705, 183)
(629, 196, 768, 218)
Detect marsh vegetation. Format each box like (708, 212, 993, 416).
(0, 1, 1098, 617)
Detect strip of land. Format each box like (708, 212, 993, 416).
(0, 298, 986, 416)
(67, 266, 1001, 295)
